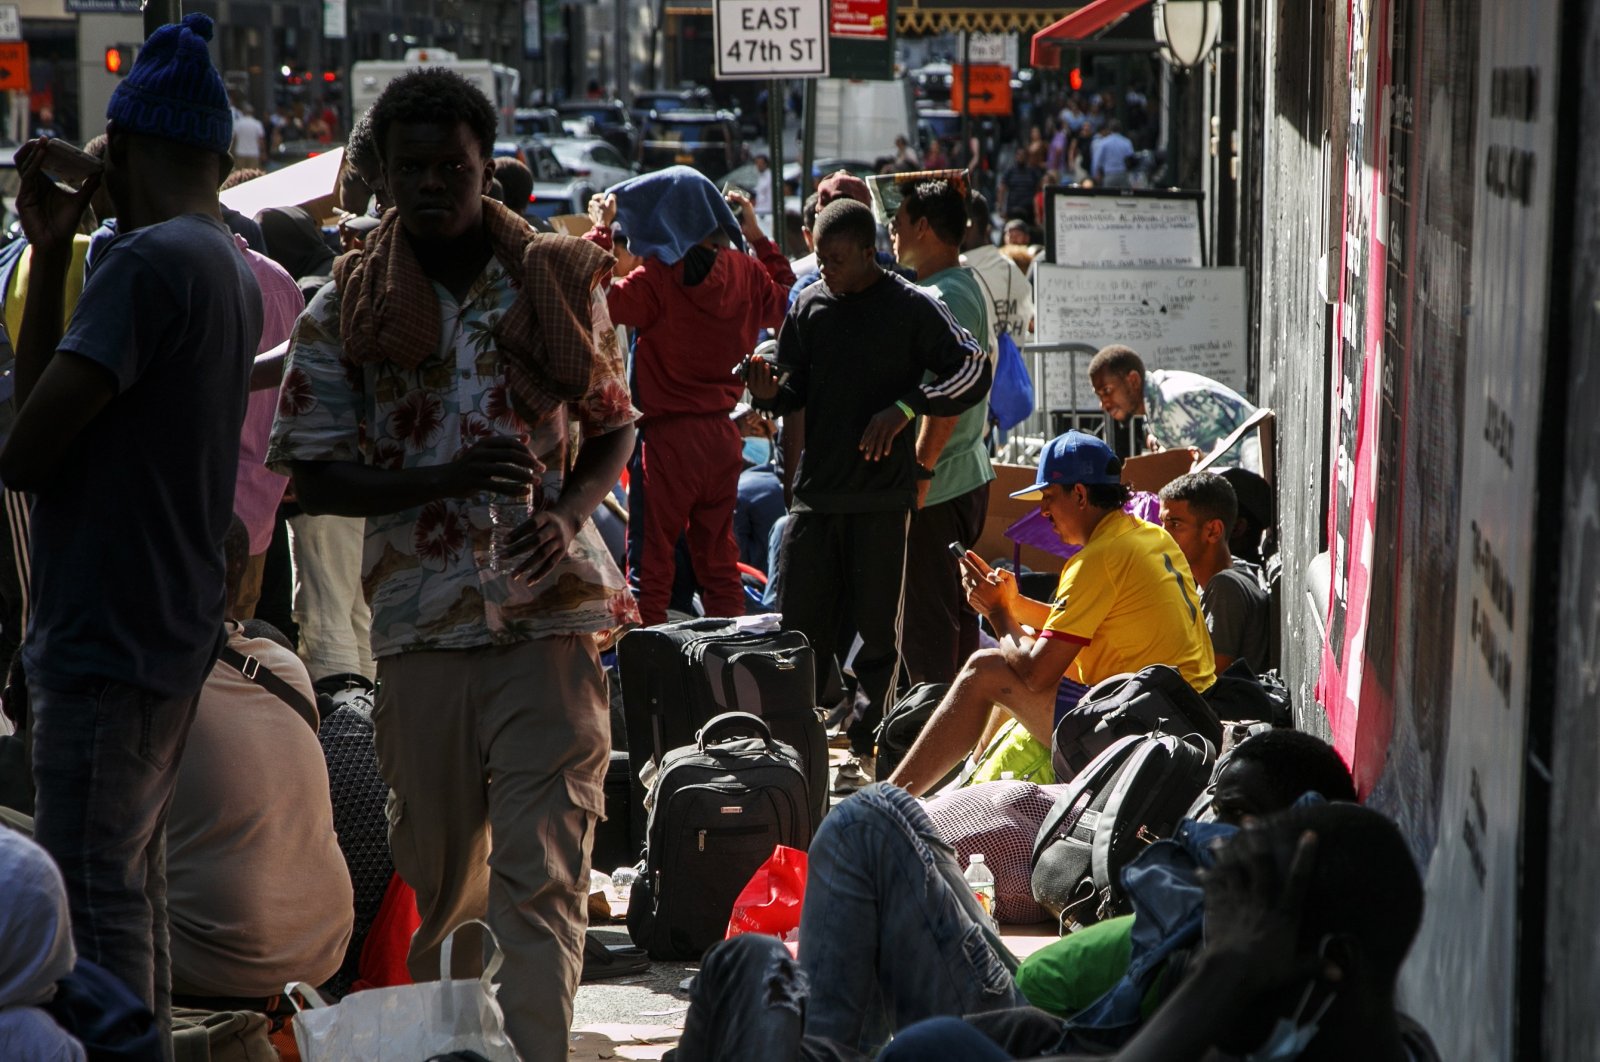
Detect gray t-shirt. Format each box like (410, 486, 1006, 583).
(1201, 561, 1272, 671)
(25, 213, 262, 698)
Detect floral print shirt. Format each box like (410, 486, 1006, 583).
(1143, 369, 1263, 474)
(266, 260, 641, 658)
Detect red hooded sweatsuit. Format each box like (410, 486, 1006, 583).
(586, 227, 794, 623)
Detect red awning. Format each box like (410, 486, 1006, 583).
(1030, 0, 1152, 66)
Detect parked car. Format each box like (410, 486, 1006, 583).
(514, 107, 562, 138)
(636, 111, 741, 180)
(546, 136, 635, 190)
(521, 140, 594, 223)
(632, 87, 717, 121)
(554, 100, 638, 157)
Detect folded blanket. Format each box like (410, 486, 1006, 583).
(334, 197, 614, 421)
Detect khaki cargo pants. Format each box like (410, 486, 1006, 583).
(374, 635, 610, 1060)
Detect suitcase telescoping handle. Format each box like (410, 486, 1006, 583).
(697, 711, 780, 753)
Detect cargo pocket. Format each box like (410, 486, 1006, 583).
(544, 769, 606, 888)
(384, 790, 419, 884)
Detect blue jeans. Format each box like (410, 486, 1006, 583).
(30, 678, 200, 1057)
(674, 786, 1026, 1060)
(799, 784, 1025, 1053)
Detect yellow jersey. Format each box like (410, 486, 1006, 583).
(1040, 509, 1217, 693)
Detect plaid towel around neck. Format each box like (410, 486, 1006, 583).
(334, 197, 615, 421)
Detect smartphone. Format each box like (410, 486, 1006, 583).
(38, 138, 104, 190)
(948, 541, 967, 560)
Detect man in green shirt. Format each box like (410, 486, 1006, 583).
(891, 179, 998, 688)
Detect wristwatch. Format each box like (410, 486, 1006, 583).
(914, 464, 936, 481)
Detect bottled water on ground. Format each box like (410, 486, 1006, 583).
(489, 488, 532, 574)
(965, 852, 996, 923)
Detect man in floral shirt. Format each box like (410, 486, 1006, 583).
(266, 70, 638, 1059)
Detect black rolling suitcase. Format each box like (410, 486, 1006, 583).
(592, 750, 638, 874)
(626, 713, 812, 959)
(618, 618, 826, 850)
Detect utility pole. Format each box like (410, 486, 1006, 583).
(143, 0, 181, 39)
(767, 77, 785, 255)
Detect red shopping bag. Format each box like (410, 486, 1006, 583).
(724, 845, 808, 952)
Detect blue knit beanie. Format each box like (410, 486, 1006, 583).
(106, 13, 232, 155)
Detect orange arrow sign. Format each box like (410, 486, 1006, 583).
(950, 63, 1012, 116)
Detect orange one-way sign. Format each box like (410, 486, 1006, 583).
(950, 63, 1011, 116)
(0, 41, 29, 92)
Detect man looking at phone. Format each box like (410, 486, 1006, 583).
(0, 14, 263, 1044)
(887, 431, 1216, 796)
(748, 198, 990, 792)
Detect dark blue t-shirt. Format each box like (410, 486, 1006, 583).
(25, 213, 263, 698)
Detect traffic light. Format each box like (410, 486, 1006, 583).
(104, 44, 134, 76)
(1068, 67, 1084, 92)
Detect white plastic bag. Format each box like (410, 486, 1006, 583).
(287, 919, 518, 1062)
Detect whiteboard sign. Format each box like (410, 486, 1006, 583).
(1034, 266, 1247, 408)
(1050, 193, 1204, 268)
(715, 0, 830, 80)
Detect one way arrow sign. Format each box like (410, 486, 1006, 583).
(950, 63, 1012, 116)
(0, 41, 29, 92)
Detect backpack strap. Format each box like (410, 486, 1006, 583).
(218, 644, 318, 728)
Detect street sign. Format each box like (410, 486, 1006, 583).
(0, 5, 20, 43)
(950, 64, 1012, 116)
(65, 0, 143, 11)
(829, 0, 887, 40)
(965, 33, 1019, 68)
(0, 41, 28, 93)
(714, 0, 829, 81)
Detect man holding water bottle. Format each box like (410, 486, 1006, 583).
(266, 68, 638, 1060)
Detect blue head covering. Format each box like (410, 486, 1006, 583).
(607, 165, 744, 266)
(107, 13, 233, 155)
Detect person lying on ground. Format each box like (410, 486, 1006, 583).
(668, 727, 1359, 1061)
(887, 431, 1215, 797)
(1158, 472, 1273, 673)
(1088, 344, 1263, 474)
(878, 800, 1437, 1062)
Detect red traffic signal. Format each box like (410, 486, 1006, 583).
(1068, 67, 1084, 91)
(105, 44, 133, 76)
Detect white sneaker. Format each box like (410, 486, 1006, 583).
(832, 753, 876, 794)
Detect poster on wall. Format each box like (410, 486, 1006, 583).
(1396, 2, 1556, 1056)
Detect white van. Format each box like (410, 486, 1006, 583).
(810, 77, 917, 164)
(350, 49, 521, 136)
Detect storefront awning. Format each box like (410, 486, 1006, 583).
(1030, 0, 1151, 66)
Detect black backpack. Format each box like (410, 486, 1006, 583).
(1031, 732, 1214, 927)
(873, 682, 951, 783)
(619, 619, 827, 849)
(1052, 664, 1222, 782)
(626, 712, 812, 960)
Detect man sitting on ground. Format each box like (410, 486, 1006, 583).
(1158, 472, 1273, 672)
(887, 431, 1215, 797)
(166, 519, 353, 1004)
(1089, 344, 1263, 473)
(667, 729, 1377, 1061)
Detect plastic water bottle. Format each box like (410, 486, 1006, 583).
(489, 487, 532, 574)
(965, 853, 996, 923)
(611, 866, 638, 903)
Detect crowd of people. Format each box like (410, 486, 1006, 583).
(0, 14, 1430, 1062)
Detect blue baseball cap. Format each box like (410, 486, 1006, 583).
(1009, 431, 1123, 500)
